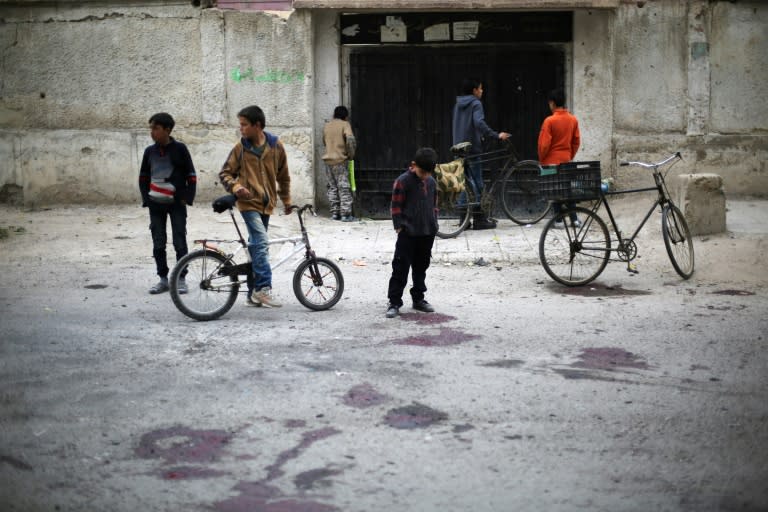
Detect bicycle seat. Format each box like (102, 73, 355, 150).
(450, 142, 472, 157)
(212, 194, 237, 213)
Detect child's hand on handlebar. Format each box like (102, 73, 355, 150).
(498, 132, 510, 141)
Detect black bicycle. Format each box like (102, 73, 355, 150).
(538, 153, 694, 286)
(169, 197, 344, 320)
(436, 140, 550, 238)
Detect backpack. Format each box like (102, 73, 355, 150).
(434, 159, 466, 194)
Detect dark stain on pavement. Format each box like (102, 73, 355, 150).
(384, 403, 448, 429)
(556, 283, 652, 297)
(342, 382, 390, 408)
(264, 428, 341, 481)
(482, 359, 524, 368)
(214, 481, 339, 512)
(84, 284, 108, 289)
(711, 289, 755, 296)
(161, 465, 229, 480)
(398, 312, 456, 325)
(0, 454, 33, 471)
(294, 466, 344, 490)
(135, 426, 232, 464)
(572, 347, 649, 371)
(394, 327, 480, 347)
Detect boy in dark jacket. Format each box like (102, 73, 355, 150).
(386, 147, 439, 319)
(139, 112, 197, 294)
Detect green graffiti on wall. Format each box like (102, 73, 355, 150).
(231, 67, 305, 84)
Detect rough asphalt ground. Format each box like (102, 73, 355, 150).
(1, 195, 767, 511)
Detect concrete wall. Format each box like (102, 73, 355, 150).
(0, 0, 766, 207)
(0, 3, 315, 207)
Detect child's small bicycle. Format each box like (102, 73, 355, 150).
(169, 195, 344, 321)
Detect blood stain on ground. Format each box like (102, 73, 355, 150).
(161, 466, 229, 480)
(482, 359, 524, 368)
(384, 403, 448, 429)
(342, 382, 390, 408)
(398, 312, 456, 325)
(571, 347, 649, 371)
(213, 481, 340, 512)
(394, 327, 480, 347)
(293, 467, 344, 490)
(264, 428, 341, 482)
(284, 419, 307, 429)
(135, 426, 232, 464)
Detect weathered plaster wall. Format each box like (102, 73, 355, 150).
(611, 0, 767, 194)
(0, 4, 315, 207)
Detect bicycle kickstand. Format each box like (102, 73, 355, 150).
(626, 262, 639, 274)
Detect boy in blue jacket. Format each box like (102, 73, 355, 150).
(386, 147, 439, 318)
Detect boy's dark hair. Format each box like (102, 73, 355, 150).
(237, 105, 266, 128)
(460, 78, 482, 96)
(549, 88, 566, 108)
(333, 105, 349, 120)
(149, 112, 175, 131)
(413, 147, 438, 174)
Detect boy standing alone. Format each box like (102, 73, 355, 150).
(219, 105, 292, 308)
(139, 112, 197, 295)
(386, 147, 439, 319)
(321, 106, 357, 221)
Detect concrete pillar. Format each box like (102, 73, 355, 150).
(676, 173, 726, 235)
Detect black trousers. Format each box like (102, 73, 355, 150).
(149, 202, 188, 278)
(387, 232, 435, 308)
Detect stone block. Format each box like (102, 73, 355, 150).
(675, 173, 726, 235)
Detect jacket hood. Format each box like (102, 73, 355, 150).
(241, 131, 279, 150)
(455, 95, 478, 110)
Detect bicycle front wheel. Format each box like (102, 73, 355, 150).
(169, 249, 240, 321)
(436, 186, 475, 239)
(662, 203, 694, 279)
(293, 257, 345, 311)
(539, 206, 610, 286)
(501, 160, 551, 225)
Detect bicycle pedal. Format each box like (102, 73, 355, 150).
(626, 263, 639, 274)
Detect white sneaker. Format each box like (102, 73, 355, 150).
(252, 287, 282, 308)
(553, 220, 565, 229)
(572, 219, 582, 228)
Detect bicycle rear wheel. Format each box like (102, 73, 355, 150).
(169, 249, 239, 321)
(293, 257, 345, 311)
(501, 160, 551, 225)
(436, 186, 475, 239)
(539, 206, 610, 286)
(662, 203, 694, 279)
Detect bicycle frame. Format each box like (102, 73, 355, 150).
(574, 152, 680, 262)
(193, 206, 314, 291)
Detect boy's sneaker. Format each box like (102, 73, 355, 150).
(177, 278, 188, 295)
(245, 294, 262, 307)
(553, 220, 565, 229)
(332, 214, 341, 221)
(572, 219, 582, 228)
(341, 215, 357, 222)
(386, 304, 400, 318)
(252, 287, 282, 308)
(149, 278, 169, 294)
(412, 300, 435, 313)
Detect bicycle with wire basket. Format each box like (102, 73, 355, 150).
(169, 196, 344, 321)
(538, 152, 694, 286)
(435, 140, 551, 238)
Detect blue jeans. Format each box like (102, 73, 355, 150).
(149, 202, 188, 278)
(458, 157, 483, 206)
(240, 210, 271, 291)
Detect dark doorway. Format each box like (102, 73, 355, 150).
(349, 45, 565, 217)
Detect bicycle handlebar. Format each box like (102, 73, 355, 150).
(619, 152, 682, 168)
(288, 204, 317, 217)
